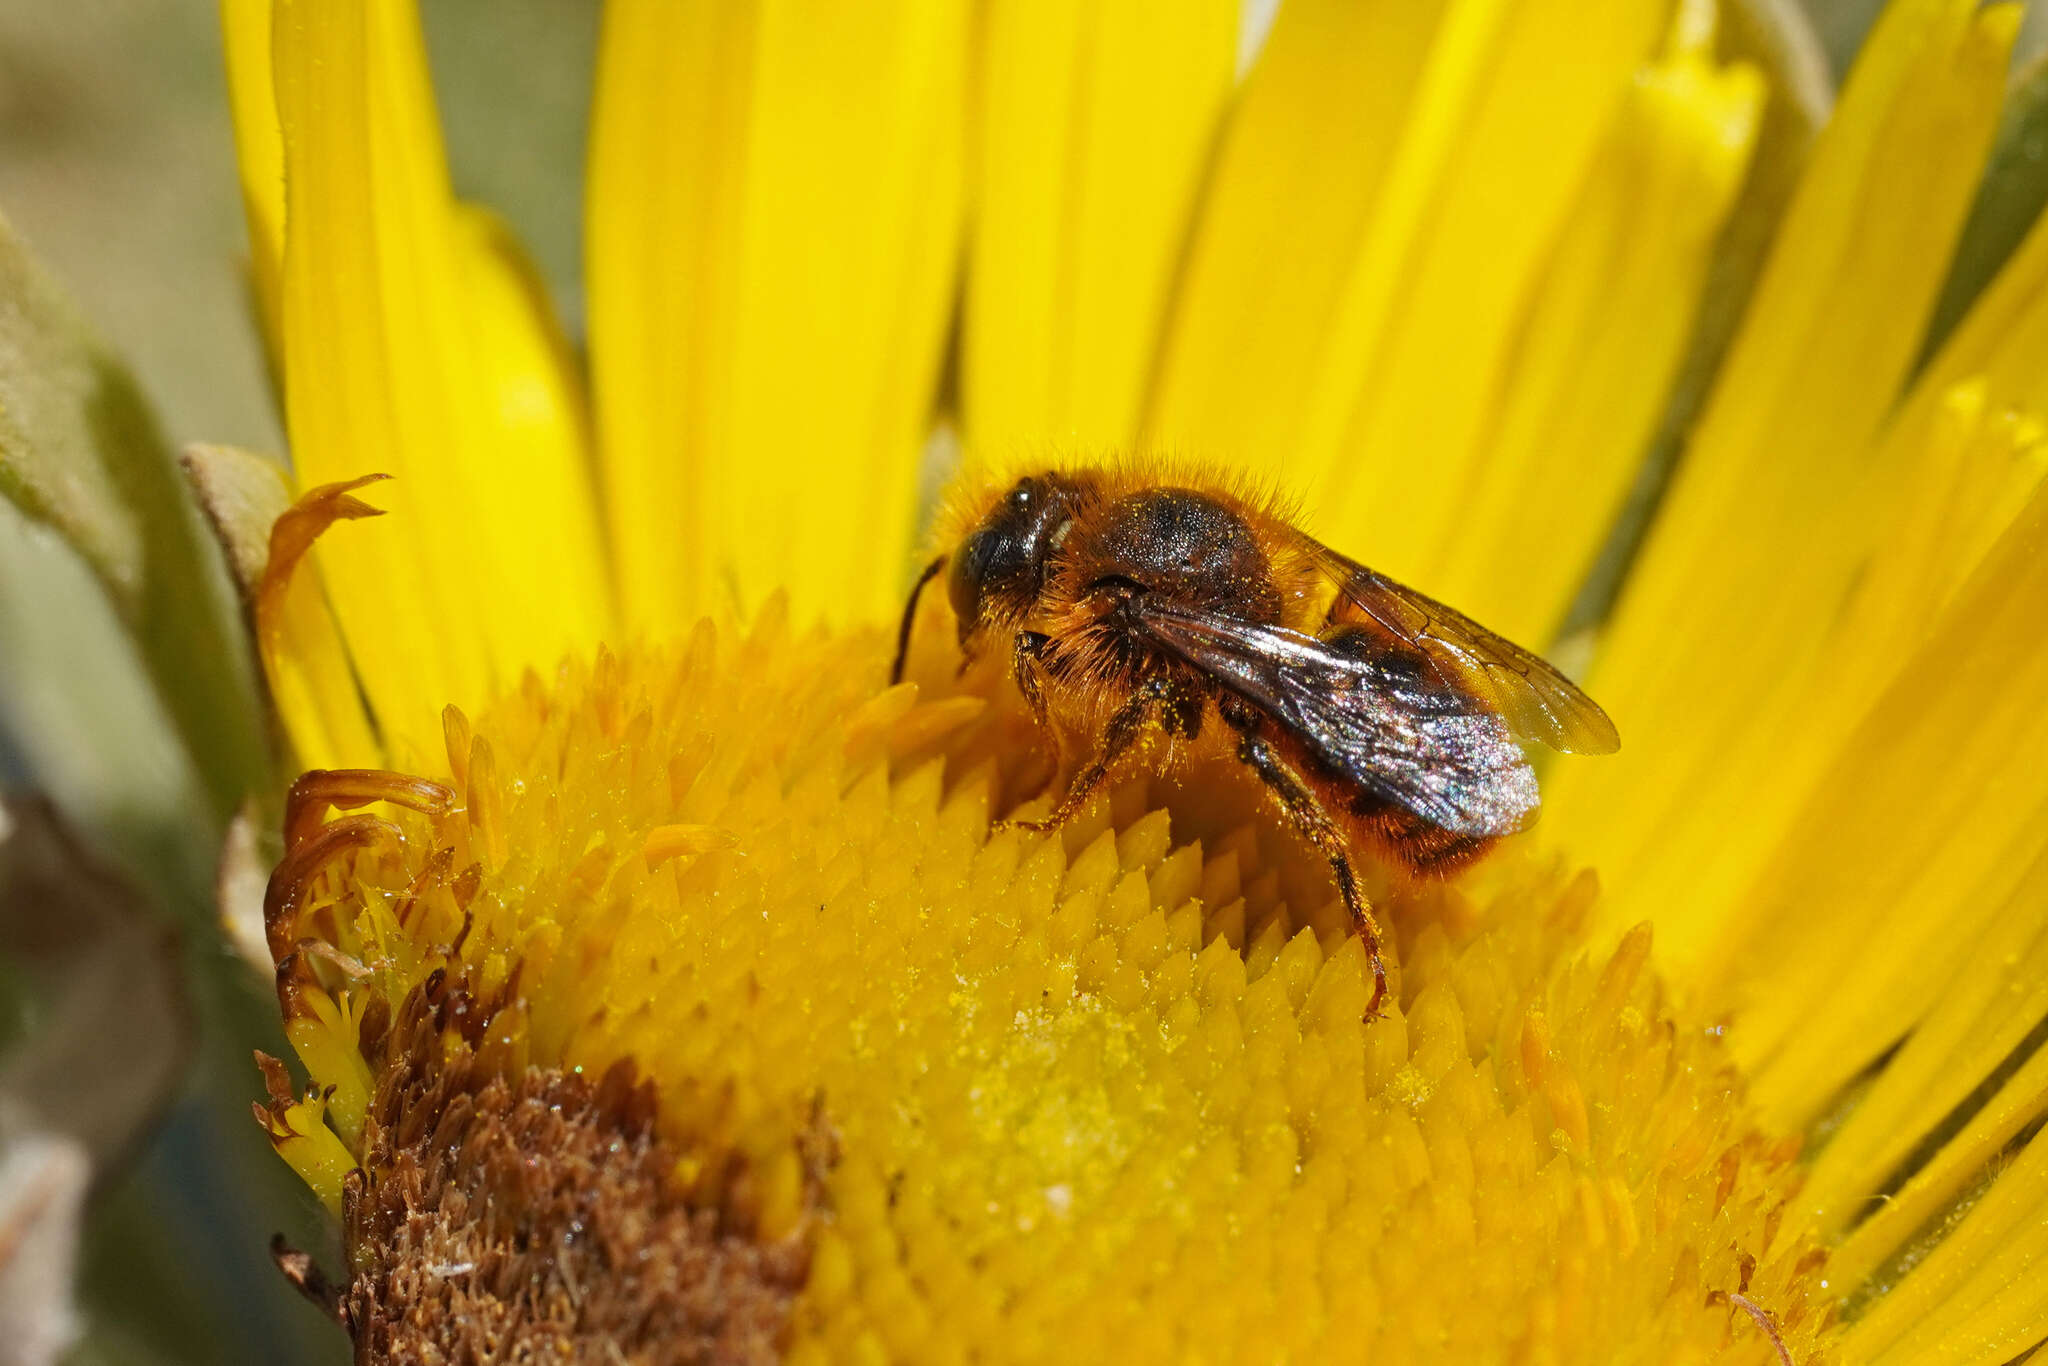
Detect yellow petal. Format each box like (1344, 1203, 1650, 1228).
(1583, 380, 2045, 985)
(587, 0, 966, 633)
(1725, 475, 2048, 1128)
(254, 475, 384, 772)
(1146, 0, 1452, 492)
(1838, 1119, 2048, 1366)
(964, 0, 1238, 452)
(1558, 188, 2048, 989)
(583, 0, 747, 637)
(1153, 0, 1665, 571)
(1814, 842, 2048, 1280)
(1482, 8, 2048, 1277)
(1298, 0, 1669, 574)
(270, 0, 609, 768)
(285, 988, 373, 1150)
(1543, 0, 2018, 911)
(446, 204, 614, 683)
(219, 0, 285, 356)
(260, 1093, 355, 1217)
(1416, 26, 1763, 643)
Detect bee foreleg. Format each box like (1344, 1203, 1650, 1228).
(998, 674, 1201, 836)
(1012, 631, 1052, 730)
(1010, 631, 1067, 797)
(1227, 724, 1391, 1021)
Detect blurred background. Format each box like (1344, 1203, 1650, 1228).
(0, 0, 2002, 1361)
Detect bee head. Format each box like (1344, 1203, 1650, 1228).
(950, 475, 1074, 640)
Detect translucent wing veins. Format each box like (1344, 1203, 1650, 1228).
(1307, 545, 1619, 755)
(1133, 605, 1541, 838)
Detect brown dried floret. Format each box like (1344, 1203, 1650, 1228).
(327, 968, 822, 1365)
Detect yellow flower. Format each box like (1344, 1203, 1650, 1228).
(219, 0, 2048, 1363)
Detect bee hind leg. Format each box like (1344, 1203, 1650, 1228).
(997, 674, 1202, 836)
(1226, 720, 1391, 1021)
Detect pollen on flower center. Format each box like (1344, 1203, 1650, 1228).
(259, 604, 1831, 1364)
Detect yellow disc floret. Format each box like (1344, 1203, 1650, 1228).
(258, 604, 1829, 1364)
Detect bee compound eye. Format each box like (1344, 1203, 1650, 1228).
(950, 528, 997, 623)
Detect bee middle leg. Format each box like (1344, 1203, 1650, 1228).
(998, 673, 1203, 836)
(1221, 706, 1391, 1020)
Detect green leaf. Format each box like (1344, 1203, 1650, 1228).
(0, 500, 215, 895)
(0, 210, 271, 823)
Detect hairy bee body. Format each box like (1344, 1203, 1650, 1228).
(896, 464, 1617, 1017)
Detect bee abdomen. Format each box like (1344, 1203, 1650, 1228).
(1349, 797, 1493, 874)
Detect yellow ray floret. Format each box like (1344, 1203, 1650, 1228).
(218, 0, 285, 359)
(1290, 0, 1668, 579)
(1650, 477, 2048, 1363)
(225, 0, 611, 767)
(1815, 841, 2048, 1276)
(1838, 1118, 2048, 1366)
(1418, 22, 1762, 643)
(260, 614, 1833, 1363)
(1149, 0, 1689, 594)
(1728, 477, 2048, 1122)
(254, 475, 386, 772)
(1547, 0, 2018, 883)
(965, 0, 1237, 454)
(1147, 0, 1448, 481)
(586, 0, 965, 633)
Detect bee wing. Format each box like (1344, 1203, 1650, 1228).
(1304, 543, 1619, 755)
(1132, 604, 1542, 839)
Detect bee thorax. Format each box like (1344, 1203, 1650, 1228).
(1069, 489, 1282, 621)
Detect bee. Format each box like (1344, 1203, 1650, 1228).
(892, 466, 1619, 1018)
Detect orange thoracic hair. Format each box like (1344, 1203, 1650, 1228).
(930, 456, 1302, 548)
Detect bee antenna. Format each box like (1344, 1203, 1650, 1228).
(891, 555, 947, 686)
